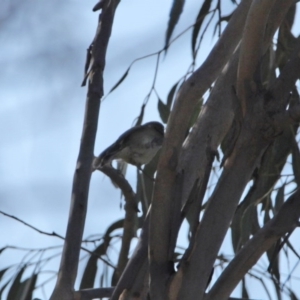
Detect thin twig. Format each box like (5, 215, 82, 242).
(102, 9, 216, 102)
(0, 210, 64, 239)
(97, 165, 138, 281)
(0, 210, 115, 268)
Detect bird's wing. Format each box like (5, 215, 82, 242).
(114, 125, 145, 145)
(94, 141, 123, 166)
(94, 126, 140, 166)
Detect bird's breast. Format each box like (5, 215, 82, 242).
(115, 138, 162, 166)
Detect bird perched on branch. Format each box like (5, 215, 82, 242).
(93, 121, 164, 169)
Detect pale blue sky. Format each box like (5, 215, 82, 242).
(1, 0, 300, 299)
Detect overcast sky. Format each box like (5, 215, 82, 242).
(1, 0, 300, 299)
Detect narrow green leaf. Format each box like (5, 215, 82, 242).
(166, 81, 179, 108)
(232, 200, 260, 253)
(92, 0, 104, 12)
(20, 274, 38, 300)
(99, 271, 104, 288)
(213, 13, 232, 38)
(80, 256, 98, 289)
(135, 103, 146, 127)
(250, 204, 260, 236)
(285, 239, 300, 259)
(240, 205, 254, 247)
(139, 150, 162, 213)
(274, 185, 284, 213)
(292, 139, 300, 186)
(264, 201, 280, 282)
(144, 149, 161, 177)
(242, 277, 249, 298)
(256, 277, 273, 300)
(7, 266, 25, 300)
(189, 99, 203, 128)
(289, 290, 299, 300)
(271, 276, 281, 300)
(106, 67, 130, 95)
(267, 243, 280, 283)
(80, 239, 111, 289)
(191, 0, 212, 59)
(275, 6, 297, 70)
(0, 280, 11, 299)
(231, 206, 243, 253)
(263, 202, 271, 224)
(261, 194, 270, 212)
(158, 98, 170, 124)
(165, 0, 185, 50)
(0, 268, 9, 282)
(104, 219, 125, 237)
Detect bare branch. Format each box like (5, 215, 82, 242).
(265, 0, 296, 43)
(111, 212, 150, 300)
(0, 210, 64, 239)
(206, 189, 300, 300)
(237, 0, 274, 114)
(75, 287, 114, 300)
(176, 118, 270, 299)
(2, 245, 62, 252)
(270, 37, 300, 108)
(149, 1, 253, 297)
(179, 46, 240, 210)
(98, 166, 138, 283)
(169, 2, 297, 299)
(98, 166, 136, 207)
(237, 0, 295, 114)
(0, 211, 115, 268)
(50, 1, 120, 299)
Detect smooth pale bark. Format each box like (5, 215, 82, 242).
(149, 1, 253, 298)
(50, 0, 297, 299)
(206, 189, 300, 300)
(170, 1, 296, 299)
(212, 39, 300, 299)
(176, 105, 271, 300)
(237, 0, 274, 114)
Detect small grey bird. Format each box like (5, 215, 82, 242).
(93, 121, 164, 169)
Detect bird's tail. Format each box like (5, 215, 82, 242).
(93, 143, 119, 169)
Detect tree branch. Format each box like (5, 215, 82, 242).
(177, 117, 271, 300)
(237, 0, 274, 114)
(98, 165, 138, 283)
(0, 211, 116, 268)
(237, 0, 295, 114)
(169, 2, 296, 299)
(206, 189, 300, 300)
(231, 123, 297, 252)
(0, 210, 65, 239)
(75, 287, 114, 300)
(149, 1, 253, 298)
(270, 37, 300, 108)
(111, 211, 150, 300)
(50, 1, 120, 299)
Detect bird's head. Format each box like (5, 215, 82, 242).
(143, 121, 165, 136)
